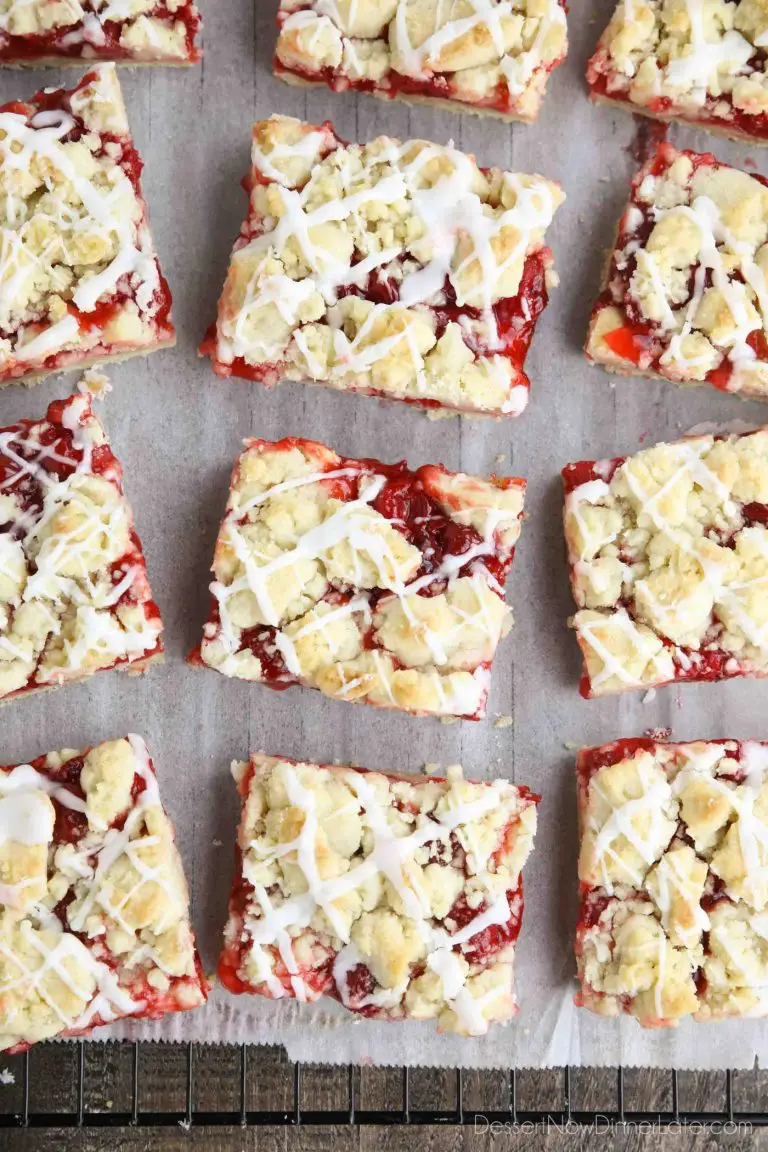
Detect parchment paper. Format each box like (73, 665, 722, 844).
(1, 0, 768, 1070)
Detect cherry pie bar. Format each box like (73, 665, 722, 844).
(587, 0, 768, 144)
(200, 114, 564, 418)
(0, 390, 163, 703)
(0, 0, 201, 65)
(576, 738, 768, 1026)
(586, 144, 768, 402)
(219, 754, 539, 1035)
(563, 425, 768, 698)
(0, 65, 175, 387)
(0, 735, 208, 1053)
(274, 0, 568, 123)
(191, 436, 526, 719)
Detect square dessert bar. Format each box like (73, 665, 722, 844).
(0, 735, 208, 1053)
(0, 65, 175, 387)
(576, 738, 768, 1026)
(588, 0, 768, 144)
(219, 754, 539, 1035)
(562, 425, 768, 698)
(0, 1, 201, 65)
(192, 436, 526, 720)
(586, 144, 768, 402)
(274, 0, 567, 123)
(0, 390, 163, 703)
(201, 114, 563, 418)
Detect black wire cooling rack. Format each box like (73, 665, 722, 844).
(0, 1042, 766, 1128)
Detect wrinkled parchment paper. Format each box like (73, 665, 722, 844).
(1, 0, 768, 1069)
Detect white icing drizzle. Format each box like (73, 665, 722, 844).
(0, 394, 161, 695)
(240, 760, 533, 1033)
(663, 0, 753, 100)
(205, 448, 521, 717)
(0, 920, 141, 1040)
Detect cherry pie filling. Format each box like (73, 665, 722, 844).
(590, 147, 768, 389)
(193, 453, 518, 694)
(0, 3, 201, 62)
(562, 447, 768, 695)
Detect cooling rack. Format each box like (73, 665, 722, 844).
(0, 1043, 765, 1128)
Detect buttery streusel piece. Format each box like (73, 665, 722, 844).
(200, 114, 563, 418)
(219, 754, 539, 1035)
(274, 0, 568, 123)
(588, 0, 768, 143)
(0, 65, 175, 387)
(562, 425, 768, 698)
(587, 144, 768, 401)
(190, 436, 526, 720)
(0, 735, 208, 1053)
(576, 739, 768, 1027)
(0, 1, 201, 64)
(0, 391, 163, 704)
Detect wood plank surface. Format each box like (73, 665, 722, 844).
(1, 1045, 766, 1151)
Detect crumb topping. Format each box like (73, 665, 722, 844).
(0, 735, 206, 1053)
(219, 754, 538, 1035)
(204, 114, 563, 417)
(0, 390, 163, 702)
(563, 426, 768, 697)
(577, 739, 768, 1025)
(195, 436, 525, 720)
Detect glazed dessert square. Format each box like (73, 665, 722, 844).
(274, 0, 568, 123)
(562, 425, 768, 698)
(0, 389, 164, 703)
(576, 738, 768, 1027)
(587, 0, 768, 144)
(192, 436, 526, 719)
(200, 114, 563, 418)
(219, 754, 539, 1035)
(0, 64, 175, 387)
(0, 735, 208, 1053)
(0, 1, 201, 64)
(586, 144, 768, 403)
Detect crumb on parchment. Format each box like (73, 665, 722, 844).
(494, 715, 513, 730)
(77, 368, 112, 399)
